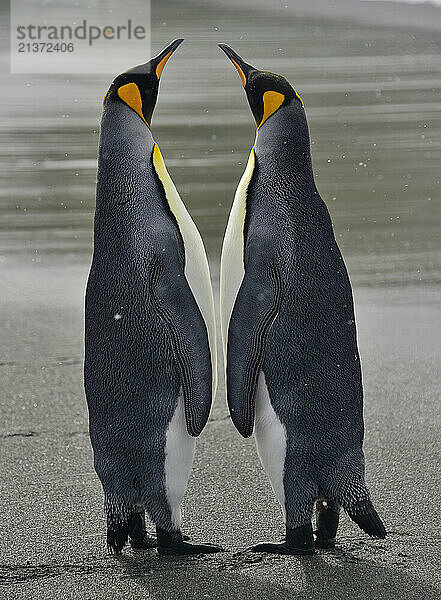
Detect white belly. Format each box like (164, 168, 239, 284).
(153, 144, 217, 398)
(220, 147, 256, 369)
(164, 393, 196, 528)
(254, 371, 287, 518)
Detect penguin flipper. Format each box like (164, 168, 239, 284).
(226, 263, 281, 437)
(151, 253, 212, 437)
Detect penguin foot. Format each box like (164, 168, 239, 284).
(158, 541, 224, 556)
(247, 524, 315, 556)
(314, 535, 336, 550)
(248, 542, 314, 555)
(127, 512, 157, 550)
(129, 530, 157, 550)
(156, 527, 223, 555)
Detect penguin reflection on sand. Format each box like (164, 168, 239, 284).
(85, 39, 221, 555)
(219, 44, 386, 554)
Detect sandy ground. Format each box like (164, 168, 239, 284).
(0, 258, 440, 599)
(1, 0, 441, 596)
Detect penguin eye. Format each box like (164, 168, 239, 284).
(258, 90, 285, 129)
(117, 82, 149, 126)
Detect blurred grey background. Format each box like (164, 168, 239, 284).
(0, 0, 440, 598)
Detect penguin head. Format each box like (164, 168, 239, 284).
(102, 39, 184, 127)
(218, 44, 304, 130)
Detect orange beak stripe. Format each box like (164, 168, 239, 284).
(231, 59, 247, 87)
(156, 51, 173, 79)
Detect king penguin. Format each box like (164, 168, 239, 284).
(84, 39, 221, 555)
(219, 44, 387, 554)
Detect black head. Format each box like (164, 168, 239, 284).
(218, 44, 304, 129)
(103, 39, 184, 127)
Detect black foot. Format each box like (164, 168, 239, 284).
(249, 542, 314, 555)
(314, 537, 335, 550)
(315, 499, 340, 549)
(156, 526, 223, 555)
(127, 512, 157, 550)
(129, 531, 157, 549)
(248, 524, 315, 556)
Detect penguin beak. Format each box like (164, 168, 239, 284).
(151, 38, 184, 80)
(218, 43, 256, 87)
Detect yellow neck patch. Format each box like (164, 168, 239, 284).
(117, 82, 149, 126)
(295, 91, 304, 106)
(258, 90, 285, 129)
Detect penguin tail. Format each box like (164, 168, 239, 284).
(325, 453, 386, 539)
(346, 499, 387, 539)
(104, 494, 135, 554)
(107, 521, 130, 554)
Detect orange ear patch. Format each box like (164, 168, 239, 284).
(117, 82, 148, 126)
(258, 90, 285, 129)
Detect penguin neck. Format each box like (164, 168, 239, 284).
(254, 104, 315, 192)
(95, 101, 158, 223)
(100, 100, 155, 156)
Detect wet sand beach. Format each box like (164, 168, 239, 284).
(1, 0, 440, 597)
(1, 262, 441, 599)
